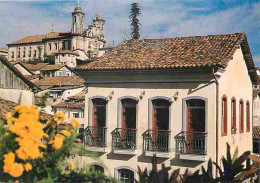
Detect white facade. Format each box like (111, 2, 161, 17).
(75, 48, 254, 180)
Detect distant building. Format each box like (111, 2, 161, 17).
(39, 64, 76, 77)
(7, 2, 105, 63)
(34, 76, 85, 114)
(75, 33, 259, 180)
(0, 48, 8, 58)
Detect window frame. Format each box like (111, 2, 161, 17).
(114, 167, 136, 183)
(246, 101, 250, 132)
(88, 96, 107, 127)
(221, 95, 228, 136)
(231, 97, 236, 134)
(239, 99, 244, 133)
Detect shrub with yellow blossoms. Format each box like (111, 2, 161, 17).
(0, 105, 82, 182)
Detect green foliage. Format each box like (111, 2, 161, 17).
(45, 55, 55, 64)
(129, 2, 141, 39)
(39, 92, 49, 107)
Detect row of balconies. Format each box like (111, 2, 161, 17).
(83, 126, 207, 160)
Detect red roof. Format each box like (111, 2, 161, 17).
(34, 76, 85, 87)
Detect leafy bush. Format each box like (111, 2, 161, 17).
(0, 105, 115, 182)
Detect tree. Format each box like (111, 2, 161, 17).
(129, 2, 141, 39)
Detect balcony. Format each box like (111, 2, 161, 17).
(111, 128, 137, 155)
(143, 130, 171, 158)
(84, 126, 107, 152)
(174, 131, 207, 161)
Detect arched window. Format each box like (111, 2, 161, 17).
(239, 99, 244, 133)
(246, 101, 250, 132)
(74, 16, 76, 23)
(221, 95, 227, 136)
(152, 99, 170, 131)
(118, 168, 135, 183)
(231, 97, 236, 134)
(89, 164, 104, 173)
(92, 98, 107, 128)
(120, 98, 138, 129)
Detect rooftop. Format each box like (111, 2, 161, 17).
(34, 76, 85, 88)
(77, 33, 250, 70)
(39, 64, 66, 71)
(52, 101, 85, 109)
(0, 98, 52, 120)
(67, 90, 85, 100)
(21, 63, 49, 71)
(7, 32, 71, 45)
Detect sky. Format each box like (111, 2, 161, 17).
(0, 0, 259, 66)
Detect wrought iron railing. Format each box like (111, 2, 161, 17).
(84, 126, 107, 147)
(111, 128, 137, 150)
(143, 130, 171, 152)
(174, 131, 207, 155)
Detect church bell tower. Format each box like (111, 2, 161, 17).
(71, 0, 85, 34)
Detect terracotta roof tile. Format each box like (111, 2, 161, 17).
(54, 50, 79, 56)
(53, 101, 84, 109)
(34, 76, 84, 87)
(77, 33, 245, 70)
(39, 64, 65, 71)
(253, 126, 260, 140)
(8, 32, 70, 45)
(67, 90, 85, 100)
(22, 63, 49, 71)
(24, 74, 40, 80)
(0, 98, 52, 121)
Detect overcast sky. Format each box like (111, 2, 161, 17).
(0, 0, 259, 66)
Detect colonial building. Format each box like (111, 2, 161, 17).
(7, 2, 105, 63)
(75, 33, 259, 181)
(34, 76, 85, 114)
(39, 64, 76, 77)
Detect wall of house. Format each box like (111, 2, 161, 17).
(55, 54, 77, 68)
(253, 96, 260, 126)
(8, 43, 44, 61)
(0, 89, 34, 105)
(81, 81, 217, 176)
(56, 107, 85, 125)
(218, 48, 253, 163)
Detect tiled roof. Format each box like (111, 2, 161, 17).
(8, 32, 71, 45)
(0, 48, 8, 53)
(24, 74, 40, 80)
(34, 76, 85, 88)
(39, 64, 65, 71)
(67, 90, 85, 100)
(77, 33, 247, 70)
(53, 101, 85, 109)
(0, 98, 52, 121)
(253, 126, 260, 140)
(22, 63, 49, 71)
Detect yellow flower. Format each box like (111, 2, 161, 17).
(9, 163, 24, 177)
(71, 118, 80, 127)
(60, 130, 70, 137)
(4, 152, 15, 165)
(54, 112, 66, 124)
(52, 134, 64, 150)
(14, 105, 27, 113)
(24, 163, 32, 172)
(4, 132, 9, 136)
(5, 112, 12, 125)
(69, 161, 74, 171)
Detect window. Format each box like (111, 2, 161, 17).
(73, 113, 80, 118)
(246, 101, 250, 132)
(74, 16, 76, 23)
(152, 99, 170, 131)
(121, 98, 137, 129)
(28, 51, 31, 57)
(239, 99, 244, 133)
(58, 71, 63, 76)
(49, 43, 52, 50)
(92, 98, 107, 127)
(23, 51, 25, 58)
(55, 43, 58, 50)
(118, 169, 134, 183)
(221, 95, 227, 136)
(18, 52, 20, 58)
(231, 97, 236, 134)
(11, 52, 14, 58)
(81, 110, 84, 118)
(34, 50, 37, 57)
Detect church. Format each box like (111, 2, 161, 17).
(7, 2, 105, 65)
